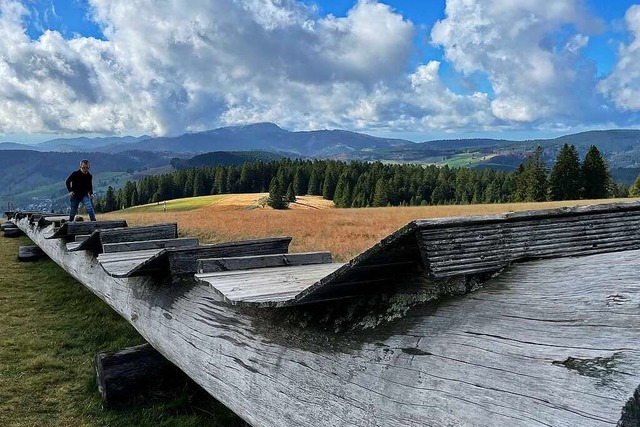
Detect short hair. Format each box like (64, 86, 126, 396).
(80, 159, 90, 166)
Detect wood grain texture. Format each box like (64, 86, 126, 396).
(37, 216, 68, 228)
(46, 220, 128, 239)
(196, 263, 345, 304)
(102, 238, 199, 254)
(68, 223, 178, 252)
(197, 251, 333, 273)
(15, 217, 640, 427)
(97, 237, 292, 277)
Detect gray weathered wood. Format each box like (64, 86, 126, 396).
(197, 251, 333, 273)
(98, 237, 293, 277)
(103, 238, 199, 254)
(14, 216, 640, 427)
(197, 263, 345, 305)
(68, 223, 178, 252)
(4, 227, 22, 238)
(168, 237, 292, 275)
(0, 222, 14, 231)
(37, 215, 68, 228)
(46, 220, 128, 239)
(95, 343, 189, 408)
(417, 204, 640, 278)
(18, 245, 45, 261)
(98, 249, 165, 277)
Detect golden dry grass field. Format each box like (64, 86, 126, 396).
(100, 194, 640, 262)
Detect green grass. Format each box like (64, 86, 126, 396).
(0, 235, 243, 427)
(439, 152, 485, 168)
(125, 195, 226, 213)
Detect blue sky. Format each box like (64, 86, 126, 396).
(3, 0, 640, 144)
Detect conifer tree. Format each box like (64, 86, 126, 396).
(372, 178, 389, 207)
(582, 145, 610, 199)
(286, 183, 296, 202)
(193, 170, 206, 196)
(514, 146, 548, 202)
(549, 144, 581, 201)
(104, 186, 117, 212)
(629, 174, 640, 197)
(268, 177, 288, 209)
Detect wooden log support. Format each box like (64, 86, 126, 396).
(95, 343, 190, 408)
(197, 251, 333, 273)
(4, 227, 23, 238)
(102, 237, 199, 254)
(12, 202, 640, 427)
(18, 245, 45, 261)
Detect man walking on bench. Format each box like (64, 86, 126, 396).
(66, 159, 97, 221)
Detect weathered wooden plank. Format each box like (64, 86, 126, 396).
(15, 217, 640, 427)
(66, 242, 82, 251)
(98, 237, 292, 278)
(103, 238, 199, 254)
(420, 209, 640, 237)
(427, 231, 640, 262)
(412, 201, 640, 229)
(69, 223, 178, 252)
(100, 223, 178, 244)
(46, 220, 128, 239)
(168, 237, 293, 275)
(98, 249, 166, 277)
(197, 251, 333, 273)
(37, 215, 68, 228)
(197, 263, 344, 305)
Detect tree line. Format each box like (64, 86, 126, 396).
(93, 144, 634, 212)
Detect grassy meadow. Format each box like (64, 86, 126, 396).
(0, 235, 243, 427)
(101, 193, 640, 262)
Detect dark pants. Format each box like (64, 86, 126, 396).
(69, 195, 96, 221)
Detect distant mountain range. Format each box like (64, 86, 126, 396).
(1, 123, 639, 166)
(2, 123, 640, 211)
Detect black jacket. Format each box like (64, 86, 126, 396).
(66, 170, 93, 198)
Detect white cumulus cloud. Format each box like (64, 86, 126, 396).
(1, 0, 640, 140)
(431, 0, 604, 123)
(599, 5, 640, 111)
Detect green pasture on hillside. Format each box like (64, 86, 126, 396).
(124, 195, 226, 213)
(0, 234, 242, 427)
